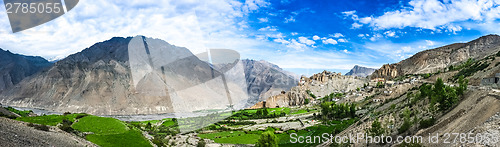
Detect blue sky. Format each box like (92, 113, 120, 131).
(0, 0, 499, 76)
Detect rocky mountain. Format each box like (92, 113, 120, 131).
(251, 70, 368, 108)
(0, 36, 297, 115)
(345, 65, 376, 77)
(241, 59, 299, 102)
(0, 49, 52, 93)
(371, 34, 500, 79)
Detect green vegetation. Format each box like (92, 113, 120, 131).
(73, 116, 151, 147)
(16, 113, 86, 126)
(198, 130, 261, 144)
(376, 81, 385, 88)
(452, 58, 489, 80)
(227, 107, 290, 120)
(73, 116, 128, 134)
(419, 117, 436, 129)
(5, 107, 32, 117)
(367, 119, 384, 137)
(85, 129, 151, 147)
(306, 90, 316, 99)
(398, 107, 413, 133)
(27, 123, 50, 131)
(419, 77, 468, 111)
(256, 131, 279, 147)
(320, 101, 356, 120)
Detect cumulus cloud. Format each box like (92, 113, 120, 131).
(322, 38, 337, 45)
(258, 17, 269, 22)
(384, 31, 396, 37)
(284, 16, 295, 23)
(337, 39, 348, 42)
(312, 35, 320, 40)
(349, 0, 500, 33)
(298, 36, 315, 45)
(331, 33, 344, 38)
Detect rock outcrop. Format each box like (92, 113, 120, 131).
(251, 70, 368, 108)
(371, 34, 500, 79)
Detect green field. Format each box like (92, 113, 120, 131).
(198, 130, 261, 144)
(84, 129, 151, 147)
(72, 116, 151, 147)
(72, 116, 129, 134)
(198, 119, 358, 146)
(15, 113, 85, 126)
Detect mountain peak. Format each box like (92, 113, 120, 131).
(345, 65, 376, 77)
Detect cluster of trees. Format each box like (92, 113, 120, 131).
(320, 101, 356, 120)
(419, 76, 468, 111)
(229, 108, 286, 120)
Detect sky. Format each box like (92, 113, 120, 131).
(0, 0, 499, 76)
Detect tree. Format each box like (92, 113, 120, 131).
(368, 119, 384, 137)
(350, 103, 356, 117)
(146, 122, 152, 130)
(256, 131, 278, 147)
(263, 108, 269, 116)
(457, 75, 468, 95)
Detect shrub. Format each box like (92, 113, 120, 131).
(75, 113, 89, 119)
(419, 117, 435, 129)
(34, 124, 50, 131)
(256, 131, 278, 147)
(197, 140, 206, 147)
(59, 118, 74, 133)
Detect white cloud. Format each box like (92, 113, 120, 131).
(291, 32, 298, 36)
(312, 35, 320, 40)
(298, 36, 315, 45)
(425, 40, 434, 46)
(286, 39, 308, 51)
(342, 10, 358, 20)
(351, 0, 500, 33)
(384, 31, 396, 37)
(331, 33, 344, 38)
(273, 38, 290, 44)
(369, 34, 383, 41)
(284, 16, 295, 23)
(258, 26, 277, 31)
(351, 22, 363, 29)
(357, 34, 366, 37)
(343, 49, 351, 54)
(258, 17, 269, 22)
(337, 39, 348, 43)
(322, 38, 337, 45)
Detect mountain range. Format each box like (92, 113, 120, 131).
(0, 37, 298, 115)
